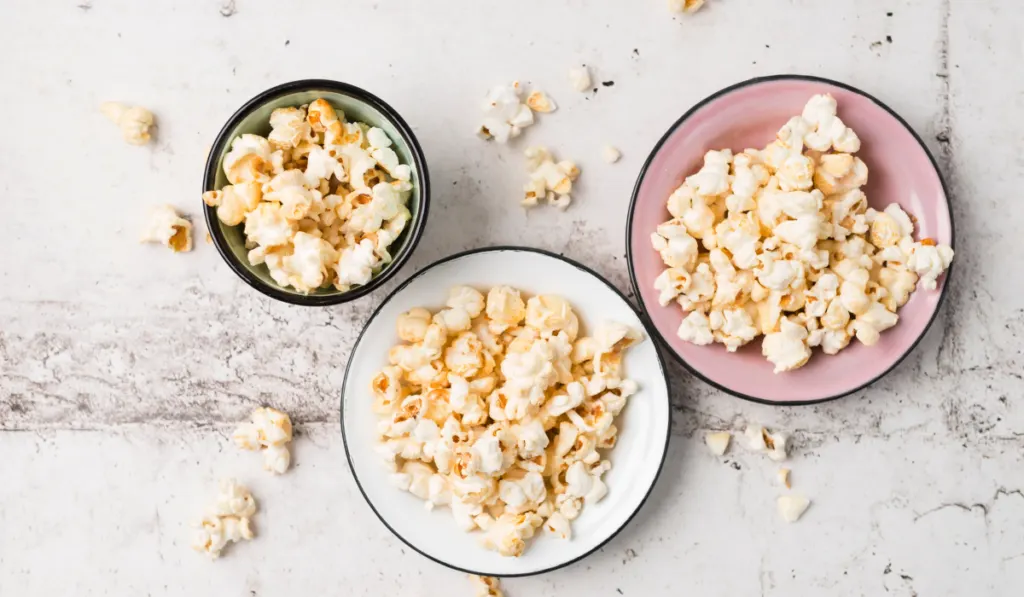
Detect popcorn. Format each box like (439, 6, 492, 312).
(374, 287, 641, 556)
(522, 146, 580, 210)
(907, 240, 954, 291)
(469, 575, 504, 597)
(206, 98, 412, 293)
(651, 94, 953, 371)
(191, 479, 257, 559)
(101, 101, 155, 145)
(777, 494, 811, 523)
(140, 205, 192, 252)
(602, 145, 622, 163)
(761, 318, 811, 373)
(478, 82, 534, 143)
(677, 311, 714, 345)
(568, 66, 592, 92)
(744, 425, 788, 461)
(668, 0, 705, 13)
(233, 407, 294, 474)
(704, 431, 731, 456)
(526, 91, 557, 113)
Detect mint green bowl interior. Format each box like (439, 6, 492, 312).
(205, 86, 424, 300)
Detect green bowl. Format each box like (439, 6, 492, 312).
(203, 79, 430, 306)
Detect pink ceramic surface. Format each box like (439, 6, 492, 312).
(628, 75, 955, 404)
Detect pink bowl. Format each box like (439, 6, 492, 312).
(627, 75, 955, 405)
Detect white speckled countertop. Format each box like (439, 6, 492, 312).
(2, 1, 1022, 595)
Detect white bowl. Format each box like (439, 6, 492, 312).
(341, 247, 671, 576)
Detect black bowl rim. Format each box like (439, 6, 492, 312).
(203, 78, 431, 306)
(625, 73, 956, 407)
(339, 245, 673, 577)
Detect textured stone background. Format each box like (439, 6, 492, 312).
(1, 1, 1022, 595)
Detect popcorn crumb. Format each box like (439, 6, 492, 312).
(204, 232, 213, 244)
(777, 494, 810, 523)
(140, 205, 192, 252)
(526, 91, 557, 113)
(101, 101, 155, 145)
(668, 0, 706, 13)
(469, 575, 504, 597)
(568, 66, 592, 92)
(744, 425, 788, 461)
(704, 431, 731, 456)
(778, 468, 791, 488)
(602, 145, 622, 164)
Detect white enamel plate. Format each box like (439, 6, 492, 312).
(341, 247, 671, 577)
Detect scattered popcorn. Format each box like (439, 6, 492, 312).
(651, 95, 953, 371)
(140, 205, 192, 252)
(374, 287, 643, 557)
(101, 101, 155, 145)
(469, 574, 504, 597)
(526, 91, 558, 113)
(668, 0, 706, 13)
(744, 425, 788, 461)
(568, 66, 592, 92)
(191, 479, 257, 559)
(777, 494, 810, 523)
(602, 145, 622, 164)
(206, 98, 413, 293)
(478, 82, 535, 143)
(233, 407, 294, 474)
(704, 431, 731, 456)
(522, 147, 580, 210)
(777, 468, 791, 488)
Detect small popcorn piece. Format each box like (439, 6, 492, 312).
(568, 66, 592, 92)
(101, 101, 155, 145)
(704, 431, 731, 456)
(526, 90, 557, 113)
(469, 574, 504, 597)
(192, 479, 258, 559)
(522, 146, 579, 210)
(234, 407, 294, 474)
(778, 468, 791, 488)
(744, 424, 788, 461)
(777, 494, 810, 523)
(263, 444, 291, 475)
(668, 0, 706, 13)
(140, 205, 193, 252)
(602, 145, 622, 163)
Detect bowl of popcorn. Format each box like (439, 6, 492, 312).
(627, 75, 955, 404)
(203, 79, 429, 305)
(341, 247, 671, 576)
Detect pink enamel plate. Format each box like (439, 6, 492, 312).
(626, 75, 955, 405)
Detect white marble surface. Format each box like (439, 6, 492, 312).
(1, 0, 1022, 595)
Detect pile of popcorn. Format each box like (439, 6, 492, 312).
(203, 98, 413, 293)
(372, 285, 642, 557)
(651, 94, 954, 372)
(191, 479, 258, 559)
(233, 407, 294, 474)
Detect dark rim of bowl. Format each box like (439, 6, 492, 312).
(625, 73, 956, 407)
(339, 245, 673, 577)
(202, 79, 431, 306)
